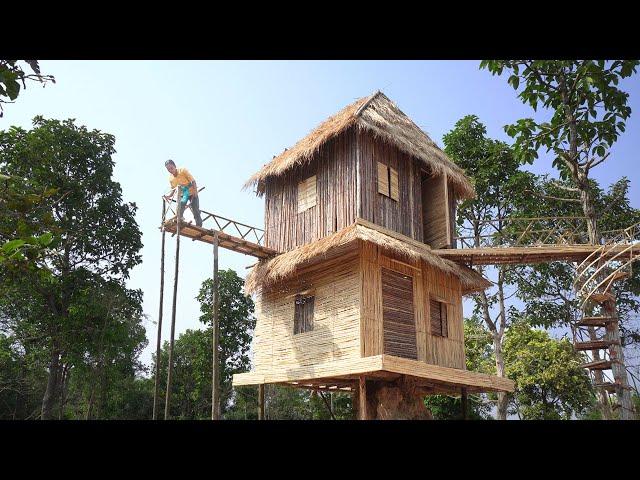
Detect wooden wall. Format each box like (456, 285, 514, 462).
(360, 242, 465, 369)
(263, 129, 358, 252)
(358, 131, 424, 242)
(263, 128, 458, 252)
(251, 254, 361, 373)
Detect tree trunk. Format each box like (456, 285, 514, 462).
(560, 72, 634, 418)
(494, 338, 509, 420)
(41, 345, 61, 420)
(354, 377, 433, 420)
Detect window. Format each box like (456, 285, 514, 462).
(294, 295, 315, 334)
(297, 175, 317, 213)
(377, 162, 399, 201)
(429, 298, 448, 337)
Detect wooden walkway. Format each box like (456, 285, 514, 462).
(433, 244, 639, 266)
(163, 217, 277, 259)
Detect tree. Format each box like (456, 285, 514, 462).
(480, 60, 639, 418)
(0, 60, 55, 117)
(197, 269, 256, 415)
(503, 322, 594, 420)
(443, 114, 534, 419)
(424, 319, 496, 419)
(0, 117, 143, 419)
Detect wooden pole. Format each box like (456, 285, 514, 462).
(211, 231, 221, 420)
(164, 201, 181, 420)
(153, 199, 167, 420)
(258, 384, 265, 420)
(358, 376, 368, 420)
(461, 388, 468, 420)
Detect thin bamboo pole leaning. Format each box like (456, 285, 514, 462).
(164, 200, 182, 420)
(211, 231, 221, 420)
(153, 198, 167, 420)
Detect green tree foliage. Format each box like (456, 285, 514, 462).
(508, 176, 640, 344)
(0, 60, 55, 117)
(197, 269, 256, 414)
(480, 60, 638, 177)
(0, 117, 145, 419)
(503, 322, 594, 419)
(424, 319, 495, 419)
(442, 114, 534, 419)
(151, 269, 255, 419)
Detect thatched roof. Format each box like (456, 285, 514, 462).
(245, 220, 490, 296)
(244, 91, 475, 199)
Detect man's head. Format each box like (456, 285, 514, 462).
(165, 159, 177, 175)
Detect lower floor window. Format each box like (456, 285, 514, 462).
(294, 295, 315, 334)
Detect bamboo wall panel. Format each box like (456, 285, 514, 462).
(422, 173, 449, 248)
(360, 245, 464, 369)
(264, 129, 358, 252)
(381, 267, 418, 359)
(358, 131, 424, 243)
(448, 180, 457, 248)
(252, 256, 361, 373)
(422, 261, 465, 368)
(360, 241, 382, 357)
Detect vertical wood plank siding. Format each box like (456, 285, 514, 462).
(264, 129, 358, 252)
(381, 267, 418, 359)
(358, 130, 425, 243)
(264, 129, 460, 252)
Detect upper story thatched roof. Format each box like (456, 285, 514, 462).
(244, 91, 475, 199)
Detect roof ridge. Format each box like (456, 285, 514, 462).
(354, 90, 382, 117)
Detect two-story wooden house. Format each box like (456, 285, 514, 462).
(233, 91, 514, 419)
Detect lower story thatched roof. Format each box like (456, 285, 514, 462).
(245, 219, 490, 296)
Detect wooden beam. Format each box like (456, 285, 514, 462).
(211, 232, 221, 420)
(233, 354, 515, 393)
(461, 387, 468, 420)
(258, 384, 265, 420)
(358, 376, 368, 420)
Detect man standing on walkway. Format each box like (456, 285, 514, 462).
(164, 159, 203, 227)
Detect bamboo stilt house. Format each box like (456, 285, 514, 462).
(234, 91, 514, 418)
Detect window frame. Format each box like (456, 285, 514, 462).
(429, 297, 448, 338)
(294, 293, 315, 334)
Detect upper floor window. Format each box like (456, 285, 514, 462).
(377, 162, 399, 201)
(297, 175, 317, 213)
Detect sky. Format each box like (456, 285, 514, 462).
(3, 60, 640, 373)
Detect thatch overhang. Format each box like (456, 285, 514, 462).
(244, 91, 475, 200)
(245, 219, 490, 296)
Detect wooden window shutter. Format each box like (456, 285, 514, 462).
(389, 167, 399, 201)
(377, 162, 389, 196)
(294, 295, 315, 334)
(430, 298, 448, 337)
(297, 175, 317, 213)
(382, 268, 417, 359)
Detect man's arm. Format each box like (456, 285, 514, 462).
(184, 169, 198, 197)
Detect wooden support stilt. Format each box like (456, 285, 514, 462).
(258, 384, 265, 420)
(461, 387, 468, 420)
(152, 199, 167, 420)
(164, 201, 181, 420)
(358, 376, 368, 420)
(211, 231, 221, 420)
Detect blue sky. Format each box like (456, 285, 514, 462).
(3, 60, 640, 370)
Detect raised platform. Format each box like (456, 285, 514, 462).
(433, 244, 639, 266)
(162, 217, 277, 259)
(233, 354, 514, 395)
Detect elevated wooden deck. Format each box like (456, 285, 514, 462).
(433, 244, 639, 266)
(163, 217, 277, 259)
(233, 354, 515, 394)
